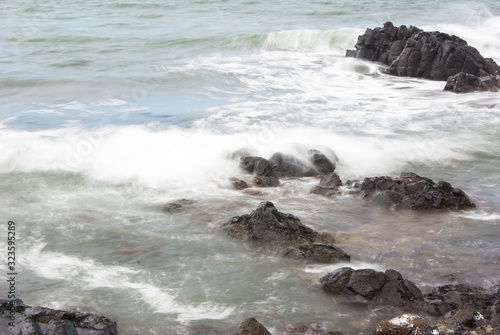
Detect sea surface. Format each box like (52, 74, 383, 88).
(1, 1, 500, 334)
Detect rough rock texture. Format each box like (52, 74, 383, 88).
(221, 201, 349, 263)
(239, 150, 337, 188)
(345, 172, 475, 210)
(310, 172, 343, 197)
(444, 72, 499, 93)
(320, 268, 423, 307)
(321, 268, 500, 335)
(0, 299, 117, 335)
(370, 313, 431, 335)
(236, 317, 272, 335)
(346, 21, 500, 93)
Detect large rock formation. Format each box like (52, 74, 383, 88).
(0, 299, 117, 335)
(346, 21, 500, 93)
(221, 201, 350, 263)
(345, 172, 475, 210)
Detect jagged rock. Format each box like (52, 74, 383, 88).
(221, 201, 349, 263)
(346, 172, 475, 210)
(346, 21, 500, 93)
(444, 72, 499, 93)
(370, 313, 431, 335)
(236, 317, 271, 335)
(0, 299, 117, 335)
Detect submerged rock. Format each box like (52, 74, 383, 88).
(0, 299, 117, 335)
(238, 150, 337, 188)
(221, 201, 349, 263)
(345, 172, 475, 210)
(346, 21, 500, 93)
(163, 198, 196, 213)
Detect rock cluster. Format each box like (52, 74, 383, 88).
(238, 149, 338, 188)
(346, 172, 476, 210)
(0, 299, 117, 335)
(346, 21, 500, 93)
(221, 201, 350, 263)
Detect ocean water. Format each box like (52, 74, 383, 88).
(1, 1, 500, 334)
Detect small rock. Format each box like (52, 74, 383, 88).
(236, 317, 271, 335)
(371, 313, 431, 335)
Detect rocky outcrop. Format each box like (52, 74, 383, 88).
(346, 21, 500, 93)
(238, 149, 338, 188)
(345, 172, 475, 210)
(0, 299, 117, 335)
(320, 267, 500, 335)
(221, 201, 350, 263)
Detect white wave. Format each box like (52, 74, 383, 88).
(452, 210, 500, 223)
(261, 28, 360, 54)
(0, 123, 480, 190)
(22, 242, 235, 323)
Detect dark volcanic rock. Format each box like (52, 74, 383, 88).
(320, 268, 500, 334)
(347, 172, 475, 210)
(308, 149, 337, 175)
(320, 268, 423, 307)
(222, 201, 349, 263)
(346, 21, 500, 93)
(236, 317, 271, 335)
(444, 72, 499, 93)
(238, 150, 337, 187)
(0, 299, 117, 335)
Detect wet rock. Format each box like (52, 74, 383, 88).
(221, 201, 349, 263)
(163, 198, 196, 213)
(349, 172, 475, 210)
(444, 72, 499, 93)
(0, 299, 117, 335)
(253, 176, 280, 187)
(310, 172, 342, 197)
(346, 21, 500, 93)
(308, 149, 337, 175)
(269, 152, 318, 178)
(370, 313, 431, 335)
(236, 317, 271, 335)
(283, 243, 351, 263)
(320, 268, 423, 307)
(230, 178, 249, 190)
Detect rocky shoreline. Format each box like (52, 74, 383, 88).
(2, 23, 498, 335)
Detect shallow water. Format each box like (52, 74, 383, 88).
(1, 1, 500, 334)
